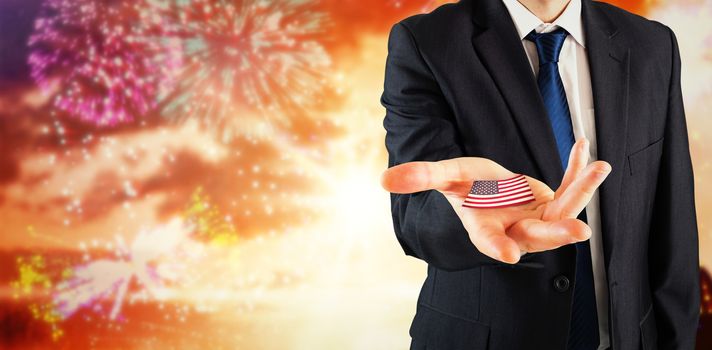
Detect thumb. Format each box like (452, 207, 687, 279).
(380, 161, 450, 194)
(381, 157, 514, 194)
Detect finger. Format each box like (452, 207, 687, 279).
(381, 158, 515, 194)
(380, 161, 449, 194)
(556, 160, 612, 219)
(506, 218, 591, 253)
(469, 222, 522, 264)
(554, 137, 589, 199)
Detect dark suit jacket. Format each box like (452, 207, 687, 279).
(380, 0, 700, 349)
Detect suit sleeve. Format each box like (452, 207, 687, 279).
(380, 22, 517, 271)
(649, 25, 700, 349)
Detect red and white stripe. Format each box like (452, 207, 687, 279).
(462, 174, 535, 209)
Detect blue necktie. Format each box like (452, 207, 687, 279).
(525, 28, 599, 350)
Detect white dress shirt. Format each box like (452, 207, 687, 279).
(500, 0, 610, 348)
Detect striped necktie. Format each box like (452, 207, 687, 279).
(525, 27, 599, 350)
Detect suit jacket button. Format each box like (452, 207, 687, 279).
(553, 275, 570, 292)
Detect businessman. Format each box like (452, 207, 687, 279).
(379, 0, 700, 349)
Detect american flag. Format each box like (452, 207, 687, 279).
(462, 174, 535, 209)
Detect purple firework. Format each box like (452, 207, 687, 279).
(28, 0, 182, 126)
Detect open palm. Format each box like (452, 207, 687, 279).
(381, 138, 611, 264)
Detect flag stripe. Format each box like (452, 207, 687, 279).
(497, 174, 526, 185)
(465, 192, 536, 204)
(498, 178, 528, 189)
(462, 195, 535, 208)
(466, 186, 532, 199)
(465, 188, 533, 201)
(492, 182, 529, 192)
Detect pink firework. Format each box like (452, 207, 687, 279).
(28, 0, 182, 126)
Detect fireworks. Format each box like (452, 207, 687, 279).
(5, 0, 493, 347)
(10, 254, 68, 341)
(29, 0, 332, 137)
(11, 217, 222, 340)
(28, 0, 182, 126)
(150, 0, 332, 139)
(184, 186, 240, 245)
(54, 218, 196, 320)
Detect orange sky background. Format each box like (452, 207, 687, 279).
(0, 0, 710, 348)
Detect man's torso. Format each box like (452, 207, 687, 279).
(399, 0, 673, 349)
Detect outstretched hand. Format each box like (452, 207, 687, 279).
(380, 138, 611, 264)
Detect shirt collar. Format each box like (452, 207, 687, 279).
(501, 0, 586, 47)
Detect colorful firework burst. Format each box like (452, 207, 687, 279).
(149, 0, 332, 139)
(184, 186, 240, 245)
(53, 218, 198, 320)
(28, 0, 182, 126)
(11, 253, 70, 341)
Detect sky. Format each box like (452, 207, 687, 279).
(0, 0, 709, 348)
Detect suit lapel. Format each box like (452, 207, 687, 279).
(582, 0, 630, 272)
(469, 0, 629, 271)
(470, 0, 565, 188)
